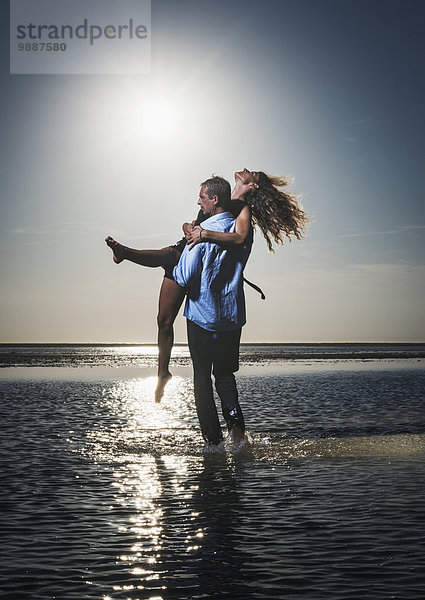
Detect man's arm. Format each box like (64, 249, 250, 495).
(173, 244, 204, 288)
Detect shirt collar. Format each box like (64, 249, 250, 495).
(201, 211, 234, 226)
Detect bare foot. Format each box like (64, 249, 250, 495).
(229, 426, 246, 446)
(105, 235, 125, 264)
(155, 372, 172, 403)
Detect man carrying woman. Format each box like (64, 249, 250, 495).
(106, 168, 309, 402)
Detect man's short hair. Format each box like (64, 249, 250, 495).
(201, 175, 231, 210)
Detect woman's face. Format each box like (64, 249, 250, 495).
(235, 168, 260, 185)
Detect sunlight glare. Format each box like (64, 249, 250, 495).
(103, 82, 195, 150)
(142, 99, 178, 138)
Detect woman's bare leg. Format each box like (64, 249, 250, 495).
(105, 236, 180, 267)
(105, 235, 185, 401)
(155, 277, 186, 403)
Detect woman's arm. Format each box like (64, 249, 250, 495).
(182, 220, 196, 240)
(187, 204, 251, 249)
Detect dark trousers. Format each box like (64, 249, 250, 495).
(187, 319, 245, 446)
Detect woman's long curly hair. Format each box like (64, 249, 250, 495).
(247, 172, 310, 252)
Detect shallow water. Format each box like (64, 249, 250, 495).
(1, 346, 424, 599)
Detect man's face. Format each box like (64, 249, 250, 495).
(197, 185, 217, 215)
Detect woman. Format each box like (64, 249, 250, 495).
(106, 168, 309, 402)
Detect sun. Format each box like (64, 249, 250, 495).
(86, 79, 203, 156)
(141, 98, 178, 138)
(103, 84, 192, 150)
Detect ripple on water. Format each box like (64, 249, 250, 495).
(1, 366, 424, 599)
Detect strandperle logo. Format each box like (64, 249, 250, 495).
(10, 0, 151, 75)
(16, 19, 148, 46)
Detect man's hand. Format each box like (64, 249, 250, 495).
(186, 225, 204, 250)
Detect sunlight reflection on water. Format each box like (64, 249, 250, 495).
(68, 366, 425, 597)
(1, 356, 425, 599)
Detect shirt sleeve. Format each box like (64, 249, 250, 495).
(172, 244, 204, 288)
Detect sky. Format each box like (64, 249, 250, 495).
(1, 0, 424, 343)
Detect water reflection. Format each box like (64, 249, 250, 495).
(2, 363, 425, 599)
(81, 374, 253, 598)
(82, 375, 198, 462)
(105, 452, 252, 599)
(78, 370, 425, 599)
(185, 455, 252, 599)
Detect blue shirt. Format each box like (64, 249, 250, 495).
(173, 211, 253, 331)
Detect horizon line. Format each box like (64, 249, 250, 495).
(1, 341, 425, 347)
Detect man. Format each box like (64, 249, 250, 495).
(173, 176, 253, 448)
